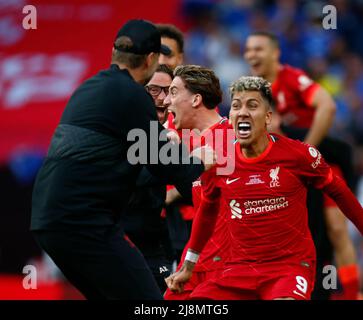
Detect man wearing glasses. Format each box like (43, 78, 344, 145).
(145, 64, 173, 125)
(123, 64, 187, 293)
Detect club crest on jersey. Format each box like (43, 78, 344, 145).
(269, 166, 280, 188)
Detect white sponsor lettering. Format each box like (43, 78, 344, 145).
(244, 197, 289, 215)
(311, 153, 322, 169)
(229, 197, 289, 219)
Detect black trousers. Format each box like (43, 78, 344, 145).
(144, 254, 172, 293)
(32, 225, 163, 300)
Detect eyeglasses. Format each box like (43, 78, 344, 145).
(145, 85, 170, 97)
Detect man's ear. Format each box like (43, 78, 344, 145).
(192, 94, 202, 108)
(265, 109, 273, 126)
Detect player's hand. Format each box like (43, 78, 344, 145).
(165, 188, 182, 206)
(165, 264, 194, 294)
(190, 145, 217, 171)
(166, 130, 180, 145)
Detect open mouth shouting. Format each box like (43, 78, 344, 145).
(167, 106, 179, 128)
(236, 121, 252, 139)
(249, 59, 263, 75)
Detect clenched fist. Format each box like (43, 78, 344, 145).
(190, 145, 217, 171)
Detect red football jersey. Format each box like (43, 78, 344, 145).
(202, 134, 333, 265)
(272, 64, 320, 129)
(179, 117, 235, 272)
(166, 110, 223, 221)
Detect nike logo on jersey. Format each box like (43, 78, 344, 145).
(226, 177, 240, 185)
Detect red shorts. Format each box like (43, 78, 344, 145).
(190, 260, 316, 300)
(164, 269, 222, 300)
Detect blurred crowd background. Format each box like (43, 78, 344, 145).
(183, 0, 363, 145)
(0, 0, 362, 299)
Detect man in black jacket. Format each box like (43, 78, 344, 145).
(31, 20, 213, 300)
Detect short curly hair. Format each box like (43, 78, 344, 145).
(174, 65, 222, 109)
(229, 76, 273, 106)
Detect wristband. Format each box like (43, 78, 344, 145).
(185, 250, 200, 264)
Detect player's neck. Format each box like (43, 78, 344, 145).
(264, 63, 281, 84)
(241, 134, 270, 159)
(193, 110, 222, 134)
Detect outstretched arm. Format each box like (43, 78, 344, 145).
(165, 194, 220, 293)
(322, 174, 363, 234)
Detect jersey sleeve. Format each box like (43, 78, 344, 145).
(295, 142, 333, 189)
(200, 167, 221, 202)
(188, 169, 221, 253)
(290, 68, 320, 108)
(322, 174, 363, 235)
